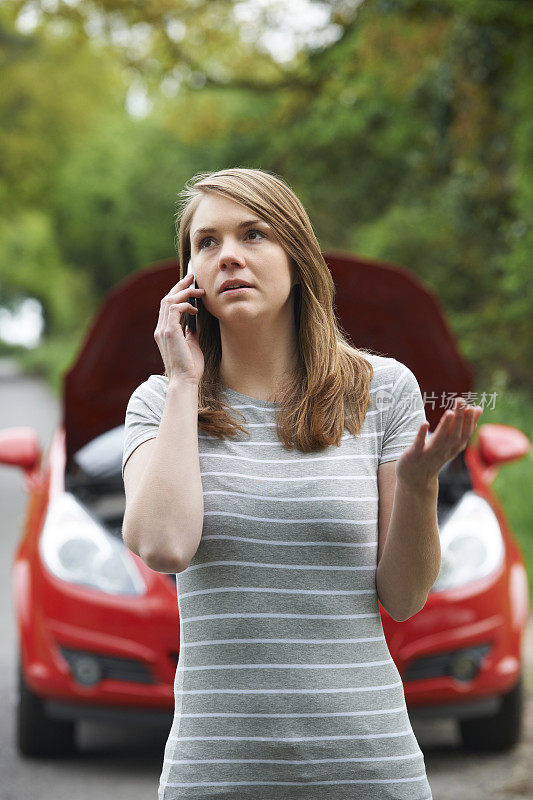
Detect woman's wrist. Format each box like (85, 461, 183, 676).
(167, 376, 200, 394)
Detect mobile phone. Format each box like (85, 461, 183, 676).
(185, 258, 200, 333)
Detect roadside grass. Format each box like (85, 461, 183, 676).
(473, 388, 533, 608)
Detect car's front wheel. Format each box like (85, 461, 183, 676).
(16, 660, 77, 758)
(458, 674, 524, 752)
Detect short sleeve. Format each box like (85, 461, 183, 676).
(122, 374, 168, 480)
(379, 362, 428, 465)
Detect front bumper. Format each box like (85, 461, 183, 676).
(41, 689, 504, 728)
(389, 571, 527, 711)
(44, 697, 173, 727)
(408, 693, 502, 720)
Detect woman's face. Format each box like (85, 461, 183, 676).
(188, 193, 299, 327)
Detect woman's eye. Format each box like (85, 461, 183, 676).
(199, 230, 264, 250)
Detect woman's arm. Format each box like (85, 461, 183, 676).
(122, 379, 204, 573)
(376, 463, 440, 621)
(376, 396, 483, 621)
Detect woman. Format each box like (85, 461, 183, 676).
(122, 167, 482, 799)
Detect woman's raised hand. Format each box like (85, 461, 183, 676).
(154, 272, 206, 385)
(396, 397, 484, 491)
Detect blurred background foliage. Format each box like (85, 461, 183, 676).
(0, 0, 531, 399)
(1, 0, 531, 594)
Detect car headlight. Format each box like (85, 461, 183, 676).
(39, 492, 146, 596)
(431, 491, 504, 592)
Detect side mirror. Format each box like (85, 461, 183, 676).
(476, 423, 530, 474)
(0, 428, 41, 472)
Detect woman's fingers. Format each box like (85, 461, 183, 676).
(449, 401, 483, 451)
(159, 273, 198, 331)
(167, 286, 205, 302)
(415, 421, 429, 451)
(434, 406, 455, 441)
(168, 271, 194, 295)
(429, 399, 483, 459)
(452, 400, 467, 441)
(467, 406, 483, 439)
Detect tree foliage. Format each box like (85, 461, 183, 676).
(0, 0, 531, 391)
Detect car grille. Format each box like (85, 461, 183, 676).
(60, 646, 155, 684)
(403, 642, 492, 682)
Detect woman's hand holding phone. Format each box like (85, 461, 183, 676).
(154, 271, 206, 385)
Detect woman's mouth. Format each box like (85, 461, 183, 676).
(221, 287, 252, 296)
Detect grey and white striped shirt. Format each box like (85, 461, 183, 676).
(122, 353, 433, 800)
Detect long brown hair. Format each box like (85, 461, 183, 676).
(171, 167, 374, 452)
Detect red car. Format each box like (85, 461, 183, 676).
(5, 253, 530, 758)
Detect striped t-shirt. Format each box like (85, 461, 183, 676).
(122, 353, 433, 800)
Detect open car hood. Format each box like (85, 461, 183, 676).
(64, 252, 474, 471)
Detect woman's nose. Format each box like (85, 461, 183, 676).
(218, 242, 246, 268)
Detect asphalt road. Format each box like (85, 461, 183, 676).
(1, 358, 531, 800)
